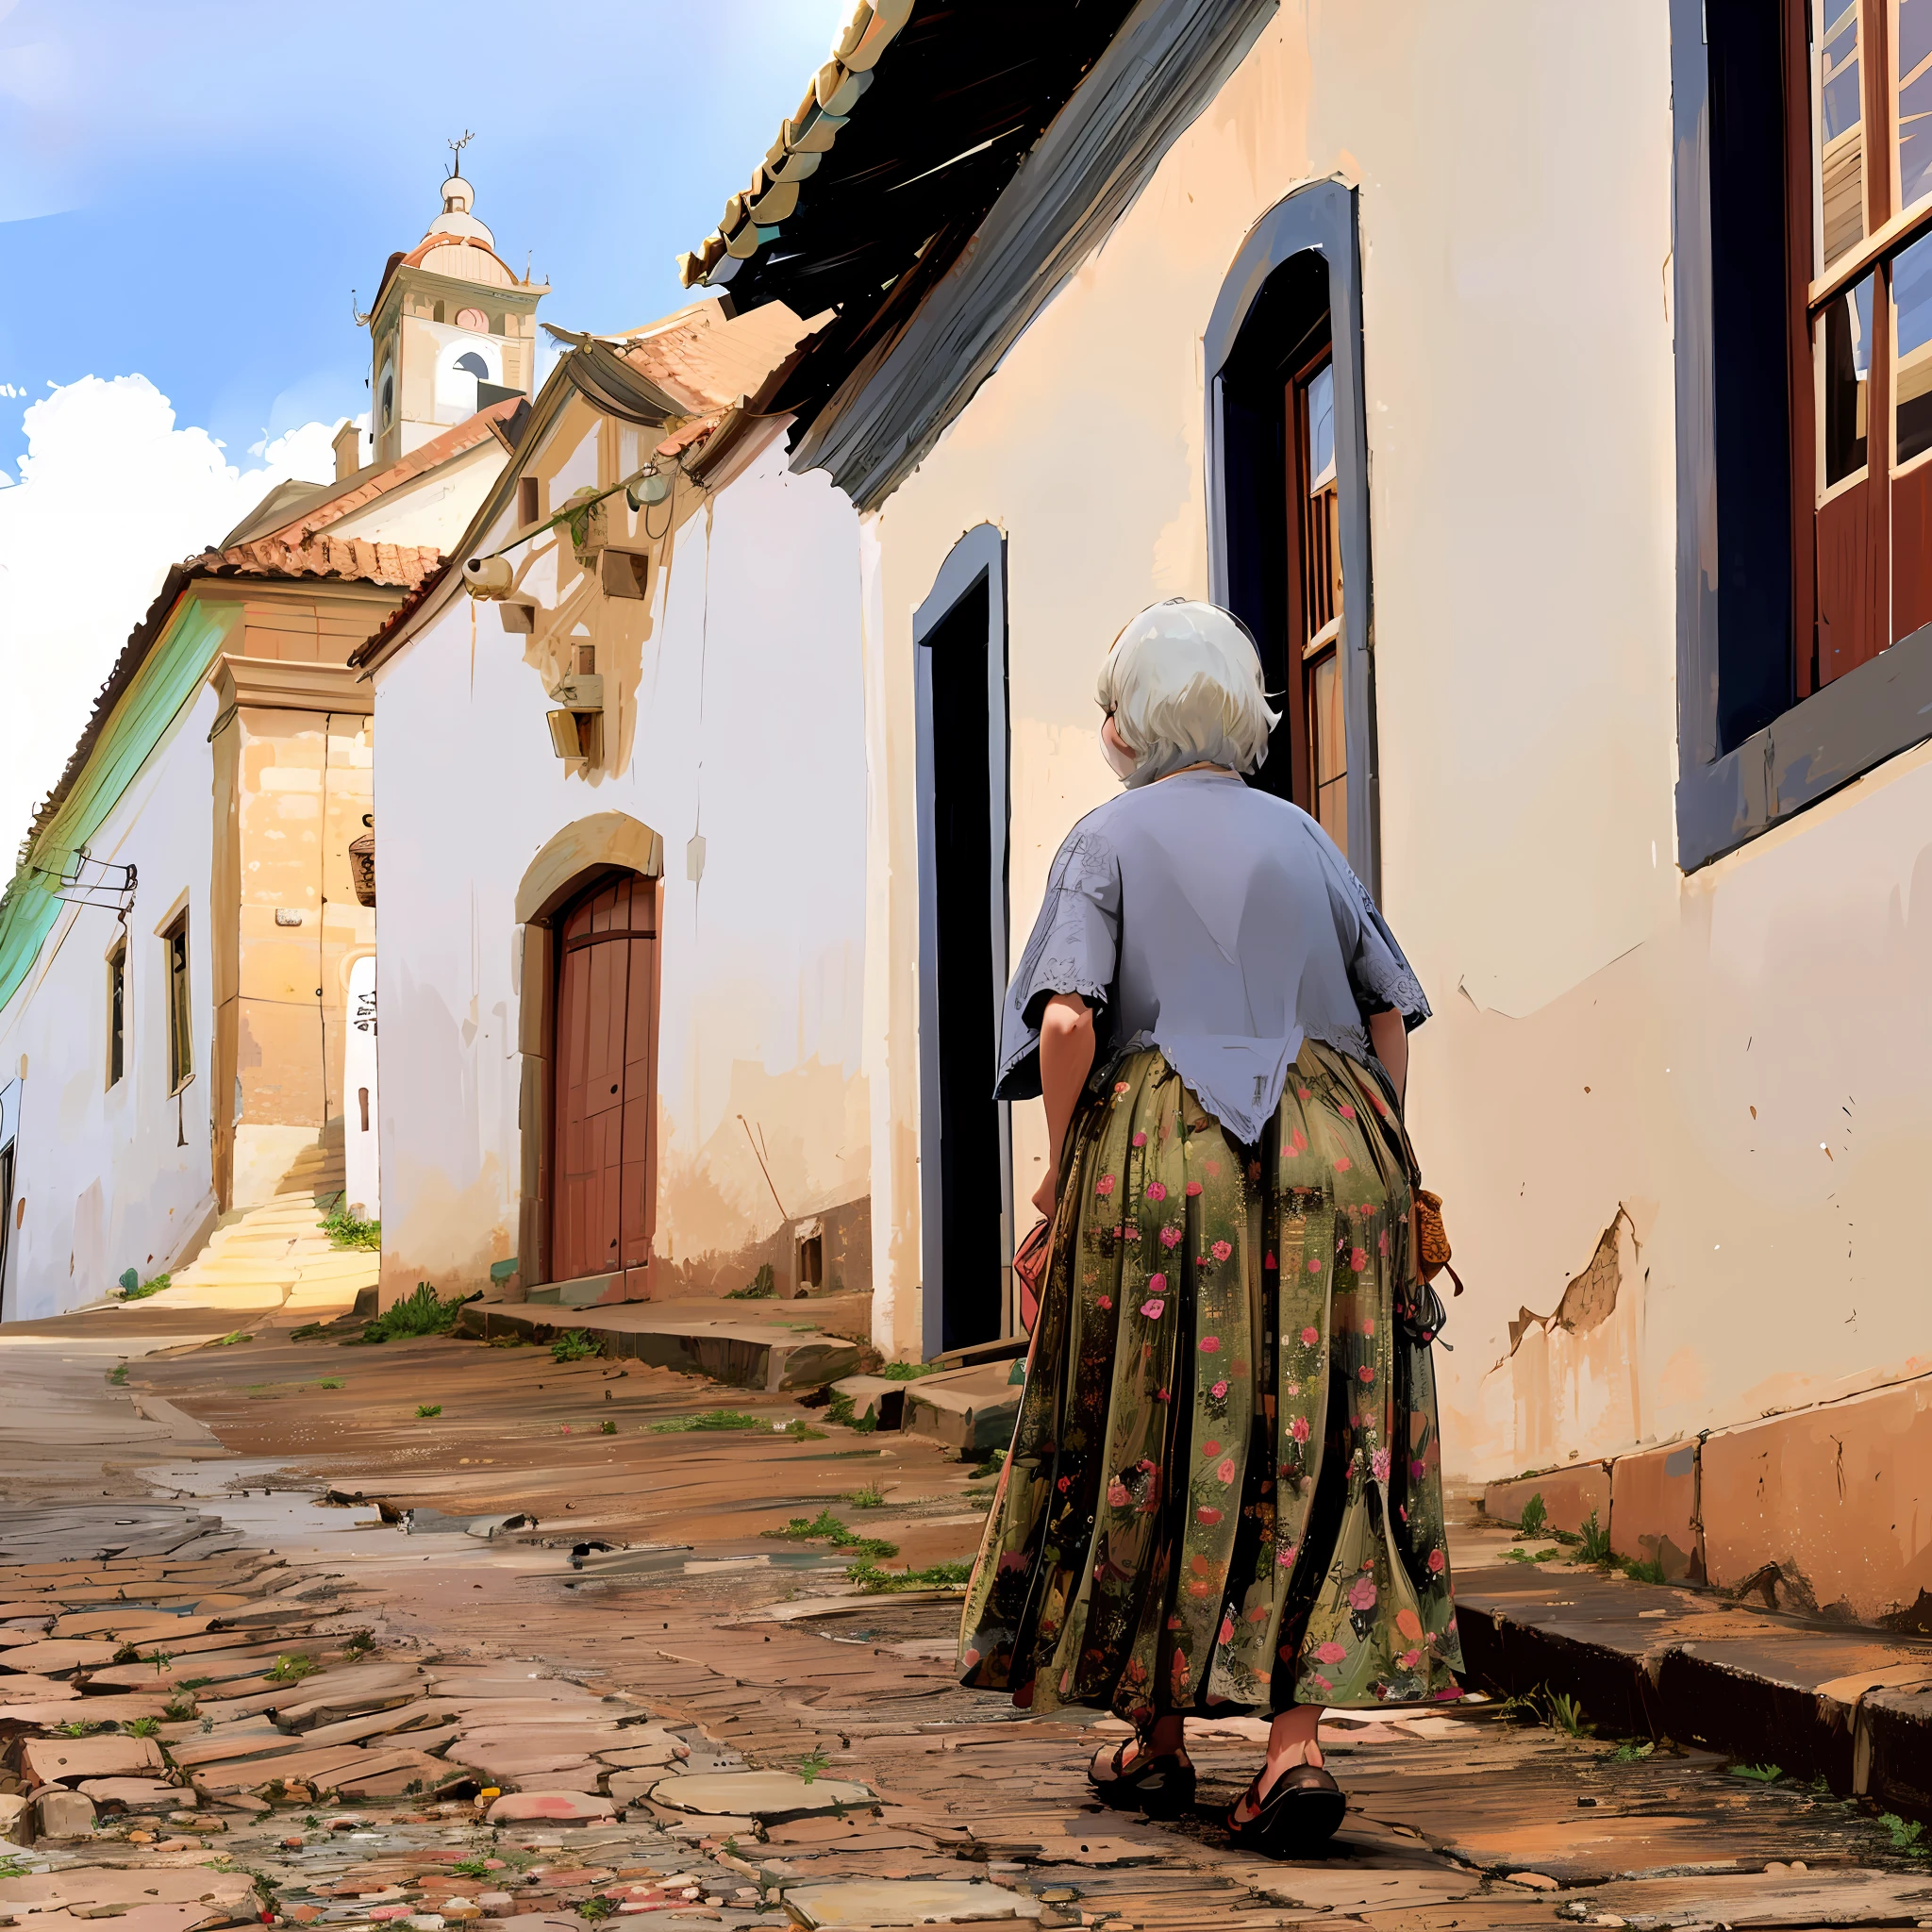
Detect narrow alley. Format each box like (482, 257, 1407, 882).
(3, 1257, 1930, 1932)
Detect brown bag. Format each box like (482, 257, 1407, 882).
(1413, 1188, 1463, 1297)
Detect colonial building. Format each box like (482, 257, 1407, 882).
(354, 298, 869, 1312)
(672, 0, 1932, 1622)
(0, 167, 541, 1319)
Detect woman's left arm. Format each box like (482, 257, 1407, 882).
(1368, 1007, 1408, 1108)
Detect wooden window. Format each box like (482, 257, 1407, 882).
(107, 943, 125, 1089)
(1780, 0, 1932, 691)
(519, 475, 541, 526)
(1291, 356, 1348, 849)
(162, 915, 192, 1094)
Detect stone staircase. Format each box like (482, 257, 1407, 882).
(135, 1121, 377, 1318)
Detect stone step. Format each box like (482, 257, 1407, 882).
(458, 1301, 861, 1392)
(899, 1360, 1024, 1456)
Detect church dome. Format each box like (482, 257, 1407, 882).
(402, 171, 518, 290)
(425, 174, 494, 247)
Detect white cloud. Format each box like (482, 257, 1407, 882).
(0, 374, 349, 860)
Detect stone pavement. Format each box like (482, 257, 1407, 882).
(2, 1302, 1932, 1931)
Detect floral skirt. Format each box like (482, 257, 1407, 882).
(958, 1038, 1463, 1721)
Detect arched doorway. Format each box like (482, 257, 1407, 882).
(512, 813, 665, 1301)
(550, 870, 661, 1291)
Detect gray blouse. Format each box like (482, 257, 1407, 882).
(995, 771, 1429, 1145)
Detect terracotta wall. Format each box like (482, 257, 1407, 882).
(1484, 1371, 1932, 1627)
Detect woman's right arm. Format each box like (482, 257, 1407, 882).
(1033, 992, 1096, 1216)
(1368, 1006, 1408, 1108)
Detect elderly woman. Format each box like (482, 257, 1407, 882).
(958, 600, 1462, 1857)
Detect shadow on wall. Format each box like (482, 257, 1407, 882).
(1480, 1204, 1648, 1471)
(653, 1058, 869, 1278)
(657, 1193, 871, 1302)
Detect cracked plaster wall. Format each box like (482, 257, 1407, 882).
(853, 3, 1932, 1449)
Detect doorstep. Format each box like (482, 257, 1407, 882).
(456, 1299, 861, 1391)
(899, 1360, 1024, 1455)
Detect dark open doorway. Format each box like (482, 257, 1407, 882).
(914, 525, 1011, 1355)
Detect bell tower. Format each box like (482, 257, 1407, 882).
(359, 140, 549, 469)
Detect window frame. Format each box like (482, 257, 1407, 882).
(1676, 0, 1932, 870)
(107, 941, 125, 1090)
(1206, 181, 1382, 898)
(162, 913, 192, 1096)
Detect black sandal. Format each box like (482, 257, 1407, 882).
(1224, 1761, 1346, 1856)
(1088, 1738, 1197, 1818)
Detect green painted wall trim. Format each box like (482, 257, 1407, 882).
(0, 590, 239, 1014)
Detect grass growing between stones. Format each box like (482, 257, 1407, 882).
(824, 1390, 877, 1433)
(1882, 1813, 1929, 1857)
(844, 1559, 974, 1593)
(650, 1408, 761, 1433)
(358, 1282, 473, 1343)
(549, 1329, 602, 1362)
(763, 1509, 898, 1561)
(1495, 1683, 1594, 1737)
(321, 1194, 381, 1251)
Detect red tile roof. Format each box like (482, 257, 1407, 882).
(346, 558, 455, 672)
(19, 538, 440, 852)
(242, 398, 526, 549)
(191, 534, 442, 589)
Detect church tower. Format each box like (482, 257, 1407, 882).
(360, 148, 549, 468)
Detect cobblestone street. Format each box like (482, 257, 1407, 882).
(2, 1300, 1930, 1932)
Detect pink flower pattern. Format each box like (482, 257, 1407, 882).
(956, 1050, 1461, 1712)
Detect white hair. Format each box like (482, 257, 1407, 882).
(1095, 599, 1280, 787)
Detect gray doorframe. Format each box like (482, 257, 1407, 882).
(0, 1077, 19, 1323)
(912, 523, 1014, 1351)
(1202, 179, 1382, 901)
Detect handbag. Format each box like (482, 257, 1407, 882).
(1414, 1189, 1464, 1299)
(1345, 1063, 1463, 1349)
(1012, 1217, 1051, 1334)
(1400, 1190, 1462, 1350)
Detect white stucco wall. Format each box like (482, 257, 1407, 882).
(325, 441, 509, 555)
(854, 5, 1932, 1466)
(372, 428, 868, 1301)
(0, 687, 218, 1319)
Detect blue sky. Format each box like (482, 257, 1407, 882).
(0, 0, 843, 468)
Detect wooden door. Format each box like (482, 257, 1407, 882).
(552, 873, 660, 1288)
